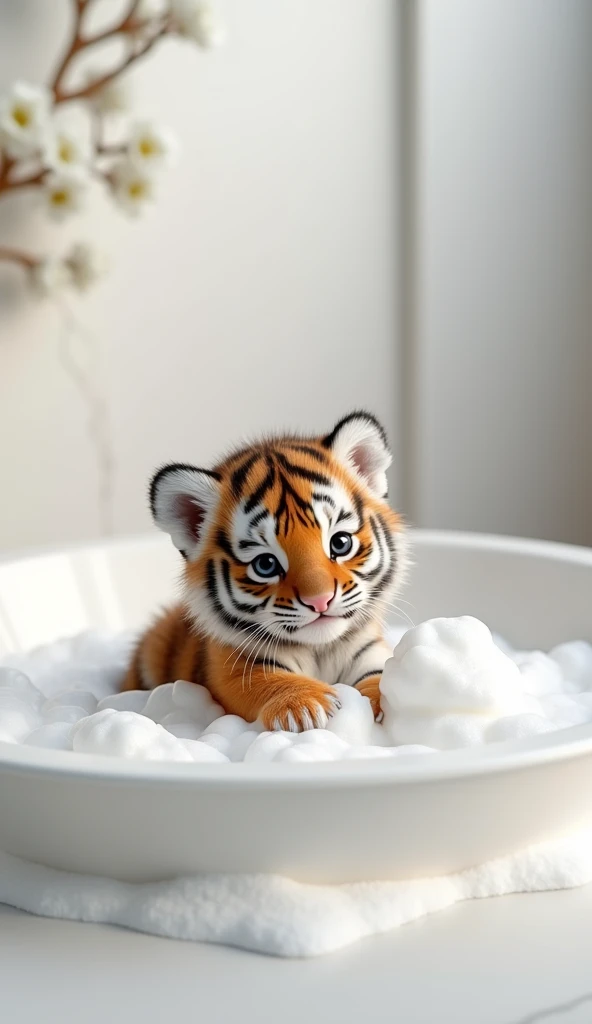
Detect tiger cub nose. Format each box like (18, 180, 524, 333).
(301, 591, 334, 614)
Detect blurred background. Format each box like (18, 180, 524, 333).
(0, 0, 590, 553)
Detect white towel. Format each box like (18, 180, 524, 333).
(1, 834, 591, 958)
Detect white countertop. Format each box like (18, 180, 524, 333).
(2, 887, 592, 1024)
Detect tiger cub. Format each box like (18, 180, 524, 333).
(122, 412, 408, 731)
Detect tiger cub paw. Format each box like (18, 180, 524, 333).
(355, 678, 383, 721)
(260, 682, 342, 733)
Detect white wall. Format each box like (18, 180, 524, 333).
(407, 0, 592, 545)
(0, 0, 400, 550)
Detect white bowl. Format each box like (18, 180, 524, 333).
(0, 529, 591, 883)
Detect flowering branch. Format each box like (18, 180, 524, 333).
(50, 0, 89, 101)
(0, 0, 225, 291)
(58, 21, 170, 105)
(0, 0, 225, 539)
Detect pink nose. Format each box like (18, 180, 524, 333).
(301, 591, 334, 614)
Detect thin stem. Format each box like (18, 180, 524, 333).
(82, 0, 142, 48)
(0, 168, 46, 197)
(0, 247, 38, 270)
(0, 155, 16, 191)
(96, 142, 127, 156)
(51, 0, 87, 98)
(55, 21, 169, 104)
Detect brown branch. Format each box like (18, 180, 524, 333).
(51, 0, 87, 98)
(0, 2, 169, 204)
(51, 1, 148, 103)
(82, 0, 143, 49)
(97, 142, 127, 156)
(0, 168, 46, 196)
(0, 247, 38, 270)
(55, 21, 169, 104)
(0, 155, 16, 191)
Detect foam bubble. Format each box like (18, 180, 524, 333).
(485, 714, 556, 742)
(1, 620, 592, 764)
(71, 709, 194, 762)
(550, 641, 592, 689)
(26, 722, 74, 750)
(43, 690, 97, 715)
(326, 684, 376, 745)
(0, 668, 43, 709)
(97, 690, 149, 714)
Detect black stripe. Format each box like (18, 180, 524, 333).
(295, 508, 311, 527)
(352, 491, 364, 527)
(351, 639, 377, 664)
(221, 559, 266, 614)
(321, 411, 389, 451)
(238, 539, 260, 550)
(149, 463, 221, 517)
(236, 574, 267, 590)
(377, 510, 396, 555)
(216, 528, 238, 562)
(336, 508, 350, 524)
(371, 562, 394, 600)
(206, 559, 262, 634)
(231, 453, 260, 497)
(275, 484, 288, 531)
(276, 453, 331, 486)
(353, 516, 386, 581)
(277, 472, 316, 517)
(253, 658, 293, 673)
(285, 444, 328, 463)
(368, 512, 397, 598)
(312, 492, 336, 508)
(249, 509, 267, 528)
(352, 670, 382, 687)
(245, 458, 276, 514)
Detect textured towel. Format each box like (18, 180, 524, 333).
(1, 833, 591, 957)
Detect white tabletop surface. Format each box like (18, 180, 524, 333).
(2, 887, 592, 1024)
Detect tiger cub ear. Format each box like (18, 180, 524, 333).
(322, 411, 391, 497)
(149, 463, 222, 557)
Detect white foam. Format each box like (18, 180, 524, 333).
(0, 621, 590, 765)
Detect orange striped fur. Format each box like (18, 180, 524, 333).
(122, 413, 408, 731)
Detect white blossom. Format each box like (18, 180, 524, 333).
(170, 1, 226, 48)
(135, 0, 168, 22)
(43, 171, 88, 221)
(42, 123, 91, 173)
(0, 81, 51, 158)
(30, 257, 70, 298)
(127, 120, 178, 170)
(64, 242, 107, 291)
(89, 76, 131, 116)
(110, 159, 156, 216)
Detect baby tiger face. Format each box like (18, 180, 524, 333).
(150, 412, 407, 649)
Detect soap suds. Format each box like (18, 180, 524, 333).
(1, 618, 591, 764)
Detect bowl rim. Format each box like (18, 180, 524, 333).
(0, 527, 591, 788)
(2, 525, 592, 567)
